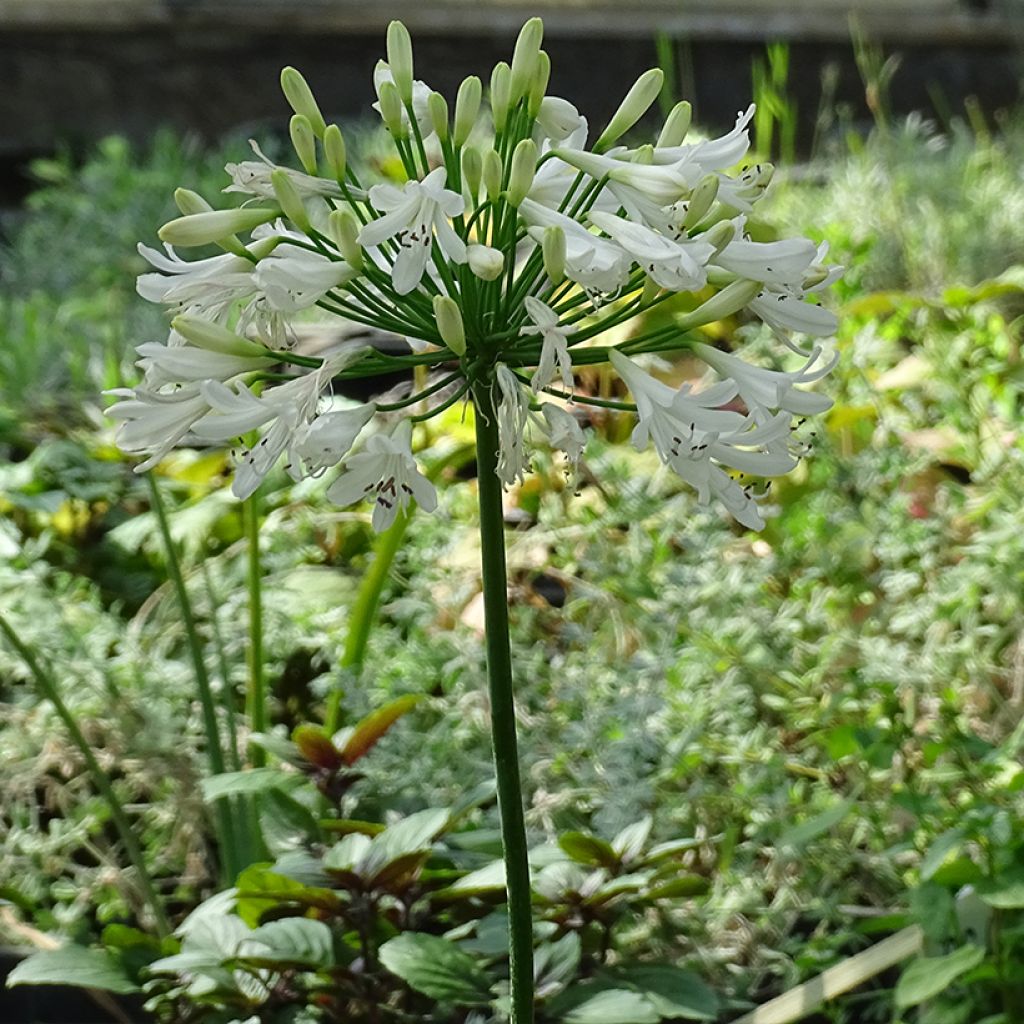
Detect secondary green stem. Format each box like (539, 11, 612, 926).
(148, 476, 243, 883)
(0, 612, 171, 936)
(244, 495, 267, 767)
(472, 378, 534, 1024)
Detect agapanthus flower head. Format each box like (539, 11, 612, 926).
(110, 17, 840, 531)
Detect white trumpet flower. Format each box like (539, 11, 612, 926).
(692, 342, 836, 421)
(359, 167, 467, 294)
(589, 211, 714, 291)
(326, 420, 437, 531)
(520, 297, 575, 392)
(105, 384, 213, 473)
(495, 364, 532, 486)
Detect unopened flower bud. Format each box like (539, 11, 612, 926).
(289, 114, 318, 175)
(454, 76, 482, 146)
(700, 220, 735, 255)
(542, 225, 565, 284)
(510, 17, 544, 103)
(491, 62, 512, 132)
(280, 67, 326, 138)
(323, 124, 347, 181)
(328, 208, 363, 270)
(433, 295, 466, 355)
(803, 266, 829, 289)
(159, 207, 278, 247)
(675, 278, 761, 330)
(386, 21, 415, 104)
(377, 79, 406, 138)
(428, 91, 449, 143)
(506, 138, 537, 206)
(271, 169, 310, 232)
(247, 235, 282, 261)
(174, 188, 212, 216)
(594, 68, 664, 152)
(683, 173, 719, 229)
(529, 51, 551, 119)
(172, 316, 271, 357)
(631, 143, 655, 165)
(467, 243, 504, 281)
(461, 146, 483, 201)
(657, 101, 692, 148)
(482, 148, 503, 202)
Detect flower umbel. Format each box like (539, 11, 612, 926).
(112, 17, 839, 531)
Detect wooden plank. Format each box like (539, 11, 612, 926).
(730, 926, 924, 1024)
(0, 0, 1016, 43)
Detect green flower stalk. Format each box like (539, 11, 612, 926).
(107, 16, 842, 1021)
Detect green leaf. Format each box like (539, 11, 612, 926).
(920, 829, 964, 881)
(324, 832, 373, 873)
(779, 799, 854, 849)
(234, 866, 339, 927)
(247, 918, 333, 968)
(434, 859, 506, 899)
(379, 933, 493, 1005)
(361, 808, 449, 882)
(611, 818, 653, 863)
(612, 965, 718, 1021)
(535, 933, 581, 994)
(976, 870, 1024, 909)
(558, 988, 659, 1024)
(201, 768, 302, 802)
(339, 694, 424, 764)
(644, 874, 709, 900)
(7, 946, 140, 994)
(259, 789, 321, 855)
(894, 945, 985, 1008)
(559, 831, 620, 869)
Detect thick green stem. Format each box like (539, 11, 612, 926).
(0, 612, 171, 936)
(244, 495, 267, 767)
(148, 477, 243, 883)
(472, 380, 534, 1024)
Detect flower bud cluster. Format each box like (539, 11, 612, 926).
(109, 18, 840, 531)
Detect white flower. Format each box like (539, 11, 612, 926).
(135, 341, 274, 388)
(649, 105, 756, 171)
(194, 351, 364, 499)
(610, 350, 798, 530)
(326, 420, 437, 531)
(359, 167, 467, 294)
(495, 364, 531, 487)
(692, 341, 836, 421)
(540, 403, 587, 477)
(105, 384, 212, 473)
(715, 236, 820, 289)
(554, 147, 700, 209)
(136, 243, 256, 323)
(286, 404, 377, 479)
(749, 291, 838, 336)
(520, 198, 631, 295)
(253, 245, 357, 313)
(225, 140, 343, 201)
(714, 233, 841, 337)
(467, 243, 505, 281)
(520, 297, 574, 393)
(534, 97, 588, 143)
(589, 211, 714, 292)
(372, 62, 435, 139)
